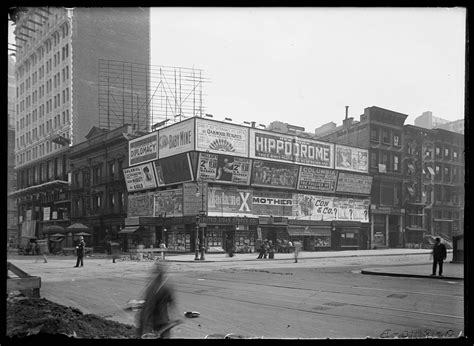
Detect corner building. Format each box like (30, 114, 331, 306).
(122, 117, 373, 253)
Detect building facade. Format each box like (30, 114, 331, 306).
(122, 117, 372, 253)
(8, 55, 18, 245)
(9, 7, 150, 246)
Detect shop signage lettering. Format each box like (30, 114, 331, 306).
(252, 197, 292, 206)
(158, 119, 194, 158)
(129, 132, 158, 166)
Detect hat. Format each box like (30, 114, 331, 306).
(80, 236, 84, 240)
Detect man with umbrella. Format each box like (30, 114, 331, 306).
(74, 235, 86, 267)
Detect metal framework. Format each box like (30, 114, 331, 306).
(98, 59, 209, 132)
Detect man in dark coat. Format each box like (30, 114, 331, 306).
(74, 236, 85, 267)
(431, 237, 447, 276)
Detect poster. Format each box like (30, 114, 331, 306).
(123, 162, 158, 192)
(128, 132, 158, 166)
(332, 197, 370, 222)
(336, 172, 373, 194)
(182, 181, 208, 216)
(251, 159, 298, 189)
(154, 153, 193, 186)
(335, 144, 369, 173)
(250, 129, 295, 163)
(252, 190, 293, 216)
(293, 137, 333, 168)
(197, 153, 251, 185)
(154, 189, 183, 217)
(196, 118, 248, 156)
(292, 194, 336, 221)
(207, 186, 253, 216)
(158, 119, 194, 158)
(297, 166, 338, 193)
(127, 192, 154, 217)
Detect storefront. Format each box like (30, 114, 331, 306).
(287, 220, 332, 251)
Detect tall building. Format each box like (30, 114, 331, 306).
(8, 55, 18, 244)
(9, 7, 150, 245)
(414, 111, 464, 134)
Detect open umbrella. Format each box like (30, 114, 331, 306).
(75, 232, 91, 237)
(50, 233, 65, 237)
(67, 223, 91, 231)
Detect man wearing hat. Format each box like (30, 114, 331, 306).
(74, 236, 86, 267)
(431, 237, 447, 276)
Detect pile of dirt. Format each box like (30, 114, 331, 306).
(6, 294, 139, 340)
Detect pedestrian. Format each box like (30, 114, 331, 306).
(268, 240, 275, 259)
(263, 240, 270, 259)
(136, 264, 180, 338)
(431, 237, 447, 276)
(74, 236, 86, 267)
(257, 240, 267, 259)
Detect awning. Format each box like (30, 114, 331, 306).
(406, 227, 425, 232)
(287, 226, 331, 237)
(8, 180, 69, 198)
(43, 225, 66, 234)
(118, 226, 141, 234)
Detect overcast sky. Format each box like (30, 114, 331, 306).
(150, 7, 466, 131)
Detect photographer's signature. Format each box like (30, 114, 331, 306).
(379, 328, 459, 339)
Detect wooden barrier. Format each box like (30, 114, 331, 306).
(7, 262, 41, 298)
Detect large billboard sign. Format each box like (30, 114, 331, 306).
(197, 153, 251, 185)
(127, 192, 155, 217)
(158, 118, 194, 158)
(123, 162, 158, 192)
(154, 189, 183, 217)
(129, 132, 158, 167)
(334, 144, 369, 173)
(251, 159, 298, 189)
(154, 153, 193, 186)
(293, 137, 334, 167)
(196, 118, 249, 156)
(297, 166, 338, 193)
(336, 172, 373, 194)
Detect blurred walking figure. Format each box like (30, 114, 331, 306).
(431, 237, 447, 276)
(136, 264, 181, 338)
(74, 236, 85, 267)
(268, 240, 275, 259)
(257, 239, 267, 259)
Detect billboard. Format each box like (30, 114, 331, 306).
(123, 162, 158, 192)
(334, 144, 369, 173)
(197, 152, 251, 185)
(196, 118, 249, 156)
(297, 166, 338, 193)
(252, 190, 293, 216)
(336, 172, 373, 194)
(207, 186, 253, 216)
(154, 189, 183, 217)
(333, 197, 370, 222)
(128, 132, 158, 167)
(250, 129, 334, 168)
(292, 194, 336, 221)
(127, 192, 155, 217)
(154, 153, 193, 186)
(158, 118, 194, 158)
(251, 159, 298, 189)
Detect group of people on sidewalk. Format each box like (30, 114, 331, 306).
(257, 239, 276, 260)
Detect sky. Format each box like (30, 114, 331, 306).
(150, 7, 466, 132)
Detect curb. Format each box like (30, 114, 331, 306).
(360, 269, 463, 281)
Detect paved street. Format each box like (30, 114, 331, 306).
(8, 250, 464, 339)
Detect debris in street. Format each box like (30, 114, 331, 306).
(125, 299, 145, 311)
(184, 311, 200, 318)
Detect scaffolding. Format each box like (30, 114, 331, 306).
(98, 59, 209, 132)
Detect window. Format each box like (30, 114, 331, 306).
(109, 193, 115, 209)
(435, 165, 441, 179)
(444, 166, 450, 181)
(393, 155, 400, 172)
(108, 161, 115, 178)
(393, 134, 400, 147)
(370, 152, 378, 168)
(435, 146, 442, 157)
(370, 128, 379, 142)
(381, 152, 389, 171)
(453, 148, 458, 160)
(382, 130, 390, 144)
(444, 147, 450, 159)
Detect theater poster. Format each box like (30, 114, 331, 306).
(158, 118, 194, 159)
(336, 172, 373, 194)
(292, 194, 335, 221)
(196, 118, 248, 157)
(297, 166, 338, 193)
(197, 152, 251, 185)
(335, 144, 369, 173)
(251, 159, 298, 189)
(123, 162, 158, 192)
(128, 132, 158, 167)
(127, 192, 155, 217)
(154, 189, 183, 217)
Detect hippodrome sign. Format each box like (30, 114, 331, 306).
(250, 129, 334, 168)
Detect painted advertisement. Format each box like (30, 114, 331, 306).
(292, 194, 336, 221)
(297, 166, 338, 193)
(123, 162, 158, 192)
(127, 192, 155, 217)
(334, 144, 369, 173)
(182, 181, 208, 216)
(154, 189, 183, 217)
(333, 197, 370, 222)
(158, 119, 194, 159)
(336, 172, 373, 194)
(154, 152, 193, 186)
(197, 152, 251, 185)
(252, 190, 293, 216)
(251, 159, 298, 189)
(129, 132, 158, 166)
(207, 186, 253, 216)
(196, 119, 248, 156)
(250, 129, 334, 168)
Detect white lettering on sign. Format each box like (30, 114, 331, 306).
(130, 142, 157, 159)
(168, 130, 192, 149)
(239, 191, 251, 212)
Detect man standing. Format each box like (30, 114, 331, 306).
(431, 237, 447, 276)
(74, 236, 86, 267)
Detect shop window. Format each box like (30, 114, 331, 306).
(340, 231, 359, 247)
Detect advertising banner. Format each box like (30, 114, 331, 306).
(334, 144, 369, 173)
(333, 197, 370, 222)
(197, 152, 251, 185)
(292, 194, 336, 221)
(208, 186, 253, 216)
(127, 192, 155, 217)
(251, 159, 298, 189)
(297, 166, 338, 193)
(123, 162, 158, 192)
(154, 152, 193, 186)
(182, 182, 208, 216)
(293, 137, 333, 168)
(129, 132, 158, 167)
(154, 189, 183, 217)
(336, 172, 373, 194)
(158, 119, 194, 158)
(250, 130, 295, 163)
(196, 119, 248, 156)
(252, 190, 293, 216)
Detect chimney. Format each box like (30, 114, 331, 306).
(251, 121, 256, 128)
(345, 106, 349, 120)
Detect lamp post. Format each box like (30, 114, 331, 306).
(195, 180, 207, 261)
(194, 215, 200, 260)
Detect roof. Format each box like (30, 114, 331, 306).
(8, 180, 69, 198)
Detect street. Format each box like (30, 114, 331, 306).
(8, 253, 464, 339)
